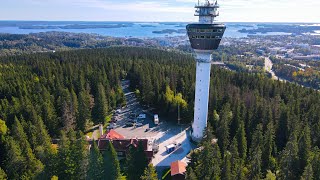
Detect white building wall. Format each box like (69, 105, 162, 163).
(192, 52, 212, 141)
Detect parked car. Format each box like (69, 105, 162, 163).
(137, 114, 146, 119)
(154, 114, 159, 125)
(136, 123, 143, 127)
(125, 122, 134, 127)
(129, 113, 136, 118)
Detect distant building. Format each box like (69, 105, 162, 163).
(171, 161, 187, 180)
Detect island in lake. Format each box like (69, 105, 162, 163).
(152, 29, 186, 34)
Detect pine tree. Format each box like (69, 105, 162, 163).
(298, 125, 311, 176)
(301, 163, 313, 180)
(4, 136, 26, 179)
(222, 152, 232, 180)
(262, 121, 276, 173)
(280, 133, 299, 180)
(0, 167, 7, 180)
(40, 86, 58, 136)
(78, 90, 92, 131)
(87, 142, 103, 180)
(126, 141, 148, 180)
(141, 164, 158, 180)
(11, 117, 44, 179)
(56, 131, 74, 179)
(93, 83, 108, 124)
(217, 103, 232, 156)
(196, 142, 221, 179)
(229, 137, 240, 179)
(236, 121, 247, 161)
(264, 170, 276, 180)
(186, 167, 197, 180)
(249, 124, 263, 180)
(71, 131, 88, 179)
(103, 141, 121, 180)
(0, 119, 7, 166)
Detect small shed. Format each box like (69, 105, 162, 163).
(171, 161, 187, 180)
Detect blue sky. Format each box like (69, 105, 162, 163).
(1, 0, 320, 22)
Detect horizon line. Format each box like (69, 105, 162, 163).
(0, 20, 320, 24)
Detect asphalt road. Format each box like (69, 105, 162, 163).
(112, 80, 195, 168)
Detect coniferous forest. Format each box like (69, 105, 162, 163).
(0, 46, 319, 179)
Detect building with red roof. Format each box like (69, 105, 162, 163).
(97, 130, 153, 161)
(170, 161, 187, 180)
(100, 129, 125, 140)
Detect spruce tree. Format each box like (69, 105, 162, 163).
(126, 141, 148, 180)
(11, 117, 44, 179)
(0, 167, 7, 180)
(78, 90, 92, 131)
(103, 141, 121, 180)
(298, 125, 311, 176)
(4, 137, 25, 179)
(217, 103, 232, 156)
(280, 133, 299, 180)
(301, 163, 313, 180)
(87, 142, 103, 180)
(93, 83, 108, 124)
(262, 121, 276, 173)
(236, 121, 247, 161)
(196, 142, 221, 179)
(222, 152, 232, 180)
(186, 167, 197, 180)
(141, 164, 158, 180)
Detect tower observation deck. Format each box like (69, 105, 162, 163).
(186, 0, 226, 142)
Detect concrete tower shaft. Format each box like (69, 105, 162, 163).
(186, 0, 226, 142)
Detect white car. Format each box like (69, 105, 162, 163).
(154, 114, 159, 125)
(135, 123, 143, 127)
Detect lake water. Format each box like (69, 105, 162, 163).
(0, 21, 293, 38)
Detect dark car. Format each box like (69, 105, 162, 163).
(125, 122, 134, 127)
(129, 113, 136, 118)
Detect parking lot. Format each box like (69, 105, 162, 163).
(111, 80, 195, 167)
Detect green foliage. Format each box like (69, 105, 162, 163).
(141, 164, 158, 180)
(301, 163, 313, 180)
(0, 46, 320, 180)
(126, 141, 149, 180)
(93, 83, 108, 124)
(51, 175, 59, 180)
(87, 142, 103, 180)
(185, 167, 197, 180)
(103, 141, 121, 180)
(0, 167, 7, 180)
(264, 170, 276, 180)
(0, 119, 7, 136)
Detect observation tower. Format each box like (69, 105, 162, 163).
(186, 0, 226, 142)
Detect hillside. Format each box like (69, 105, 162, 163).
(0, 47, 319, 179)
